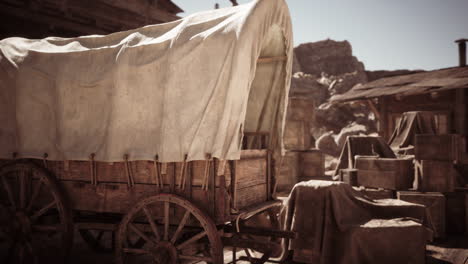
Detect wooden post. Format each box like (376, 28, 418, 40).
(455, 88, 466, 136)
(170, 163, 175, 193)
(266, 150, 271, 200)
(187, 162, 193, 199)
(378, 96, 389, 141)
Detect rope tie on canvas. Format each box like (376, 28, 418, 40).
(178, 154, 188, 190)
(124, 154, 135, 187)
(42, 153, 48, 169)
(201, 154, 212, 191)
(153, 155, 162, 188)
(89, 153, 97, 186)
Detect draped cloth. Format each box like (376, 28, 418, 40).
(388, 111, 437, 151)
(283, 180, 431, 264)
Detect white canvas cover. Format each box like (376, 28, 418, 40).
(0, 0, 292, 162)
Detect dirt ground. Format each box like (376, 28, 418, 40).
(68, 230, 468, 264)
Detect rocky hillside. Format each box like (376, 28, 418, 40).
(290, 39, 423, 167)
(291, 39, 373, 159)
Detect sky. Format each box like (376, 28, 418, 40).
(172, 0, 468, 71)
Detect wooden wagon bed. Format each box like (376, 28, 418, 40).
(44, 149, 273, 224)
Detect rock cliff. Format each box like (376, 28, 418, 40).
(290, 39, 374, 159)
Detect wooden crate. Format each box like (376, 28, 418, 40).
(283, 120, 312, 151)
(287, 97, 315, 122)
(415, 160, 457, 192)
(298, 149, 325, 181)
(276, 151, 300, 193)
(340, 169, 358, 186)
(415, 134, 465, 161)
(397, 191, 446, 239)
(355, 157, 413, 190)
(354, 187, 395, 200)
(232, 150, 268, 210)
(445, 191, 466, 234)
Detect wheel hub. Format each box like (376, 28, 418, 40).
(151, 241, 178, 264)
(14, 211, 32, 237)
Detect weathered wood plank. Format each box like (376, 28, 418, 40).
(235, 184, 267, 210)
(355, 157, 413, 190)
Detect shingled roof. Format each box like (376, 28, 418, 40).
(331, 67, 468, 102)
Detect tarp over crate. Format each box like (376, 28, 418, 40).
(0, 0, 293, 162)
(284, 180, 431, 264)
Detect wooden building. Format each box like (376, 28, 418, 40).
(331, 39, 468, 144)
(0, 0, 183, 39)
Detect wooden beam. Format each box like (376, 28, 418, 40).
(378, 97, 389, 140)
(367, 99, 381, 120)
(0, 3, 108, 35)
(257, 56, 287, 64)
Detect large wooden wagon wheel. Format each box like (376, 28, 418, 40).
(0, 160, 73, 264)
(239, 209, 282, 264)
(115, 193, 223, 264)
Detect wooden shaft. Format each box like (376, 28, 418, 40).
(222, 237, 281, 255)
(225, 225, 296, 239)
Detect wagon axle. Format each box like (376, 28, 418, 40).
(149, 241, 178, 263)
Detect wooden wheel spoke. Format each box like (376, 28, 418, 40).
(26, 180, 43, 212)
(179, 254, 213, 262)
(176, 230, 207, 250)
(128, 223, 157, 246)
(24, 240, 34, 255)
(116, 194, 223, 264)
(163, 201, 169, 241)
(18, 243, 25, 264)
(0, 162, 73, 264)
(31, 200, 56, 221)
(6, 237, 18, 257)
(170, 209, 190, 244)
(1, 176, 16, 209)
(19, 170, 27, 209)
(123, 247, 149, 255)
(142, 206, 160, 242)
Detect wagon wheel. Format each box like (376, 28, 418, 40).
(115, 193, 223, 264)
(240, 209, 282, 264)
(0, 160, 74, 264)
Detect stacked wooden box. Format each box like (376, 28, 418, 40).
(298, 149, 326, 182)
(397, 192, 446, 239)
(278, 96, 326, 192)
(396, 134, 466, 238)
(276, 149, 325, 192)
(354, 157, 413, 191)
(414, 134, 462, 192)
(283, 97, 315, 151)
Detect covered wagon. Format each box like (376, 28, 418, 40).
(0, 0, 293, 263)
